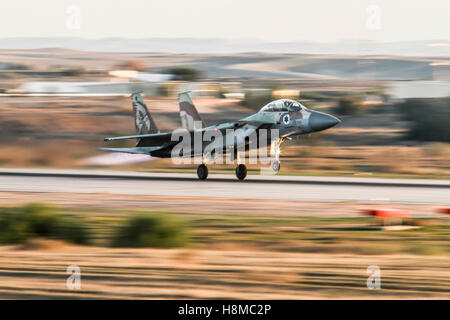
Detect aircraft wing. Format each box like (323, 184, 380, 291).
(96, 146, 165, 154)
(104, 132, 171, 141)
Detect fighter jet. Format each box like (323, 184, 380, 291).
(98, 92, 340, 180)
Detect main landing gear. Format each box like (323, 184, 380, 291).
(196, 163, 248, 181)
(197, 164, 208, 180)
(235, 164, 247, 180)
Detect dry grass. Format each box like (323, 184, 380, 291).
(15, 238, 74, 251)
(0, 245, 448, 299)
(282, 145, 450, 177)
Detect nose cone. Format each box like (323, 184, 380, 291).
(309, 111, 341, 132)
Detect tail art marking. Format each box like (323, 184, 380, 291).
(131, 92, 158, 134)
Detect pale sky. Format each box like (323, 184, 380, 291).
(0, 0, 449, 42)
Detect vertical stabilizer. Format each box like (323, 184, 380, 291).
(131, 92, 158, 134)
(178, 91, 205, 131)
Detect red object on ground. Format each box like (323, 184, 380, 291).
(360, 208, 411, 218)
(437, 208, 450, 215)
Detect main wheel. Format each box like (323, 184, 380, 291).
(272, 160, 280, 173)
(197, 164, 208, 180)
(235, 164, 247, 180)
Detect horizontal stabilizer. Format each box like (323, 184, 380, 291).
(96, 146, 164, 154)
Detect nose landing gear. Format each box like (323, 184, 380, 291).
(271, 160, 280, 173)
(270, 138, 281, 173)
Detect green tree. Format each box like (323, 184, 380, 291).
(164, 66, 202, 81)
(398, 98, 450, 142)
(336, 95, 364, 115)
(112, 214, 189, 248)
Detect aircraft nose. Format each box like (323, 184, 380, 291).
(309, 111, 341, 132)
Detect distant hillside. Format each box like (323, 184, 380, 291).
(0, 37, 449, 56)
(0, 48, 439, 80)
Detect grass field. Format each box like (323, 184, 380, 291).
(52, 207, 450, 256)
(0, 202, 448, 299)
(1, 245, 448, 299)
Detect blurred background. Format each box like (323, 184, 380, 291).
(0, 0, 448, 299)
(0, 1, 449, 176)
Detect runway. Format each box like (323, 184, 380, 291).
(0, 168, 448, 204)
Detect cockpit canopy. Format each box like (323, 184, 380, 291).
(259, 99, 305, 113)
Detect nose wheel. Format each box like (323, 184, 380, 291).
(197, 164, 208, 180)
(272, 160, 280, 173)
(235, 164, 247, 180)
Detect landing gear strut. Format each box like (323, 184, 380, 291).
(270, 138, 281, 173)
(197, 164, 208, 180)
(235, 164, 247, 180)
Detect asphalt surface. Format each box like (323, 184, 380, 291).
(0, 168, 448, 204)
